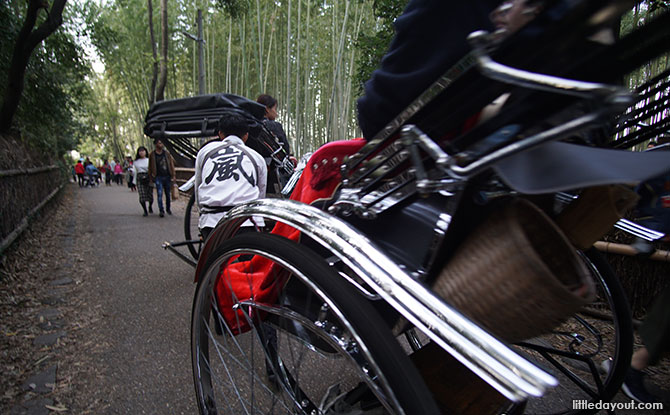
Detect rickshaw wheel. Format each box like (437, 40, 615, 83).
(191, 233, 439, 415)
(514, 248, 633, 414)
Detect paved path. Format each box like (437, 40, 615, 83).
(73, 183, 196, 414)
(38, 183, 669, 415)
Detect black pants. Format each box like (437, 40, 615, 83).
(640, 286, 670, 365)
(200, 225, 257, 242)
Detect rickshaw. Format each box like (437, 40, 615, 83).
(147, 1, 670, 413)
(144, 93, 296, 262)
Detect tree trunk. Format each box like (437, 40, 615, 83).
(147, 0, 158, 106)
(0, 0, 67, 133)
(155, 0, 168, 102)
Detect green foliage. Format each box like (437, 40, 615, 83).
(68, 0, 668, 160)
(79, 0, 382, 155)
(0, 1, 93, 159)
(353, 0, 407, 95)
(620, 0, 670, 91)
(215, 0, 251, 18)
(82, 0, 191, 160)
(2, 0, 668, 164)
(648, 0, 669, 12)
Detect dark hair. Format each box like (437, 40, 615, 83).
(256, 94, 277, 109)
(136, 146, 149, 160)
(153, 138, 164, 146)
(217, 112, 249, 138)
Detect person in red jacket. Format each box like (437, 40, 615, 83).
(74, 159, 85, 187)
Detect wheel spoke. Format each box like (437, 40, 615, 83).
(209, 295, 296, 412)
(214, 264, 312, 413)
(198, 347, 237, 414)
(204, 314, 296, 413)
(191, 233, 439, 414)
(203, 318, 252, 415)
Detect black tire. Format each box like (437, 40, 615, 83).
(515, 248, 633, 414)
(191, 233, 440, 415)
(184, 193, 200, 260)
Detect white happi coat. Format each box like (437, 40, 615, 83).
(194, 135, 267, 229)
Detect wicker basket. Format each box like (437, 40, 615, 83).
(556, 185, 639, 250)
(432, 199, 594, 343)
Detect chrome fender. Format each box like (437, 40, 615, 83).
(195, 198, 557, 402)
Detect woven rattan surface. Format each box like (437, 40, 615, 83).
(432, 199, 593, 343)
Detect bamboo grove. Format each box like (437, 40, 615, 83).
(1, 1, 667, 162)
(86, 0, 393, 160)
(617, 1, 669, 150)
(84, 0, 669, 161)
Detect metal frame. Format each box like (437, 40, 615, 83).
(198, 198, 557, 402)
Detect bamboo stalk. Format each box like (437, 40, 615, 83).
(294, 0, 301, 149)
(302, 0, 312, 155)
(255, 0, 264, 90)
(285, 0, 291, 138)
(594, 241, 670, 262)
(262, 9, 276, 92)
(226, 16, 232, 92)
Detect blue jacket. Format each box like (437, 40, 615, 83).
(357, 0, 498, 139)
(85, 164, 99, 175)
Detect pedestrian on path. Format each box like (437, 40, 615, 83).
(148, 138, 176, 218)
(125, 156, 136, 192)
(85, 162, 101, 187)
(132, 146, 154, 216)
(113, 159, 124, 185)
(74, 159, 85, 187)
(102, 159, 113, 186)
